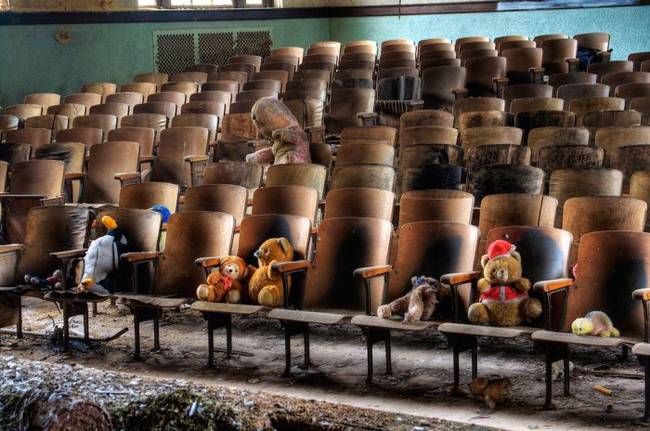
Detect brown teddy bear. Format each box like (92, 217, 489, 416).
(245, 97, 311, 166)
(196, 256, 249, 303)
(377, 276, 443, 323)
(248, 237, 294, 307)
(468, 240, 542, 327)
(469, 377, 512, 409)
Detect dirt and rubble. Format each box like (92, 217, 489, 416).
(0, 298, 647, 430)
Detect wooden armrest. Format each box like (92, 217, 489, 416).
(440, 271, 481, 285)
(633, 288, 650, 301)
(310, 226, 318, 236)
(139, 155, 156, 162)
(494, 77, 509, 85)
(195, 256, 221, 268)
(534, 278, 573, 293)
(0, 244, 24, 255)
(353, 265, 392, 279)
(529, 67, 545, 73)
(121, 251, 162, 263)
(566, 58, 580, 72)
(452, 88, 468, 96)
(40, 197, 64, 206)
(184, 155, 209, 163)
(357, 112, 378, 119)
(64, 172, 84, 181)
(50, 249, 87, 259)
(114, 172, 141, 182)
(272, 260, 310, 274)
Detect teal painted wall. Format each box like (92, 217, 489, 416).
(1, 6, 650, 105)
(330, 5, 650, 59)
(0, 18, 329, 105)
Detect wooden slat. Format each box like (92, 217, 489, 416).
(633, 343, 650, 356)
(268, 308, 347, 325)
(191, 301, 267, 315)
(439, 322, 529, 338)
(351, 315, 435, 331)
(117, 294, 189, 308)
(532, 330, 624, 347)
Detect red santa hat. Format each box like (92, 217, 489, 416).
(486, 239, 515, 260)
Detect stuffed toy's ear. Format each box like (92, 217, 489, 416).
(277, 238, 292, 256)
(510, 250, 522, 262)
(480, 254, 490, 268)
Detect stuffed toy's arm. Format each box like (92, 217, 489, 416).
(477, 278, 491, 293)
(514, 277, 532, 292)
(245, 147, 275, 165)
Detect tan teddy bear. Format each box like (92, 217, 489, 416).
(248, 238, 294, 307)
(196, 256, 249, 303)
(468, 240, 542, 327)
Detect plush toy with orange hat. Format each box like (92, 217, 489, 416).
(468, 239, 542, 327)
(76, 215, 128, 295)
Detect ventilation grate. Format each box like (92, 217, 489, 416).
(155, 29, 272, 75)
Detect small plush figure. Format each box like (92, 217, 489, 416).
(469, 377, 512, 410)
(571, 311, 620, 337)
(468, 240, 542, 327)
(196, 256, 249, 303)
(377, 276, 442, 323)
(245, 97, 311, 166)
(248, 238, 294, 307)
(24, 270, 64, 290)
(76, 215, 128, 295)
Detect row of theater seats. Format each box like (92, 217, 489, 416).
(2, 35, 650, 419)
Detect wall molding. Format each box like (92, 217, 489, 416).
(1, 1, 648, 25)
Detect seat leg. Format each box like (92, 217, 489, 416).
(153, 314, 160, 351)
(563, 354, 570, 396)
(303, 328, 310, 370)
(15, 296, 22, 339)
(283, 325, 292, 377)
(62, 303, 70, 352)
(366, 333, 374, 384)
(82, 304, 90, 344)
(471, 346, 478, 380)
(642, 358, 650, 422)
(207, 320, 214, 368)
(452, 344, 460, 395)
(133, 313, 141, 360)
(92, 303, 98, 317)
(544, 349, 554, 410)
(225, 319, 233, 359)
(385, 334, 392, 375)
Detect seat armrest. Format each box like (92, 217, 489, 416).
(114, 172, 141, 187)
(566, 58, 580, 73)
(0, 244, 24, 255)
(452, 88, 468, 100)
(272, 260, 310, 274)
(140, 155, 156, 163)
(0, 193, 47, 200)
(529, 67, 546, 84)
(41, 196, 64, 206)
(534, 278, 573, 293)
(184, 155, 209, 163)
(440, 271, 481, 285)
(353, 265, 392, 280)
(50, 249, 87, 259)
(121, 251, 162, 263)
(494, 77, 509, 98)
(357, 112, 378, 126)
(195, 256, 221, 268)
(64, 172, 85, 182)
(633, 288, 650, 301)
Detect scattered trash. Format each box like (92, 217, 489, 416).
(594, 384, 613, 396)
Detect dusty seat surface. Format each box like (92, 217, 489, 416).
(191, 301, 267, 315)
(439, 322, 531, 338)
(267, 308, 350, 325)
(351, 315, 436, 331)
(531, 330, 624, 347)
(115, 294, 191, 309)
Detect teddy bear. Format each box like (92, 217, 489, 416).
(196, 256, 249, 303)
(467, 239, 542, 327)
(248, 237, 294, 307)
(571, 311, 620, 337)
(377, 276, 443, 323)
(469, 377, 512, 410)
(245, 97, 311, 166)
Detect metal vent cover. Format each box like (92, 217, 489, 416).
(154, 29, 272, 75)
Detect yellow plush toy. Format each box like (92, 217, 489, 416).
(248, 238, 294, 307)
(571, 311, 620, 337)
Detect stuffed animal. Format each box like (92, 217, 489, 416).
(245, 97, 311, 165)
(196, 256, 249, 303)
(468, 240, 542, 327)
(469, 377, 512, 410)
(24, 270, 64, 290)
(377, 276, 443, 323)
(76, 215, 128, 295)
(248, 238, 294, 307)
(571, 311, 620, 337)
